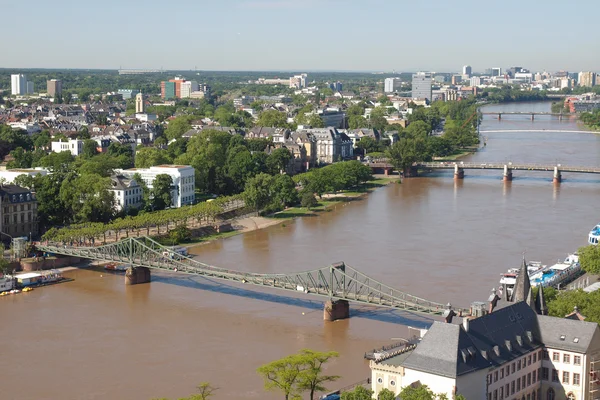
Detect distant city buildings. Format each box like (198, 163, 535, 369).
(491, 67, 502, 77)
(11, 74, 33, 95)
(160, 77, 210, 100)
(290, 74, 308, 89)
(384, 78, 403, 93)
(117, 89, 140, 100)
(578, 71, 597, 87)
(412, 72, 432, 101)
(47, 79, 62, 97)
(51, 138, 84, 156)
(462, 65, 472, 77)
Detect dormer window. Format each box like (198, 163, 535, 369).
(560, 335, 566, 341)
(493, 346, 500, 357)
(505, 340, 512, 351)
(574, 338, 580, 343)
(516, 335, 523, 346)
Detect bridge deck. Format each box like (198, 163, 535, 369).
(418, 162, 600, 174)
(36, 237, 460, 316)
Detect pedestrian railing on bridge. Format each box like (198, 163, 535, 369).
(36, 237, 461, 316)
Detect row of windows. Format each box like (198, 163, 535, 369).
(182, 196, 194, 204)
(4, 213, 34, 225)
(3, 204, 33, 213)
(494, 389, 576, 400)
(550, 351, 581, 365)
(490, 351, 541, 384)
(490, 369, 539, 400)
(543, 368, 581, 385)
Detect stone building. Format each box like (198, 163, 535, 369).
(370, 259, 600, 400)
(0, 185, 38, 239)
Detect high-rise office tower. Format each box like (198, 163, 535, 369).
(462, 65, 472, 77)
(412, 72, 432, 101)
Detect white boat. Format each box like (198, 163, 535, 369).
(500, 260, 545, 297)
(530, 254, 580, 288)
(162, 246, 188, 259)
(0, 276, 15, 293)
(589, 224, 600, 245)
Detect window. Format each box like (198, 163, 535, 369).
(567, 394, 575, 400)
(527, 373, 531, 386)
(500, 386, 504, 400)
(505, 384, 510, 397)
(552, 369, 559, 382)
(512, 381, 515, 395)
(543, 351, 549, 360)
(517, 378, 521, 391)
(390, 380, 395, 386)
(533, 352, 537, 363)
(495, 371, 499, 382)
(377, 377, 383, 384)
(518, 360, 522, 370)
(552, 352, 560, 362)
(573, 373, 580, 386)
(542, 367, 549, 381)
(564, 354, 570, 363)
(507, 366, 511, 376)
(528, 355, 532, 366)
(547, 388, 555, 400)
(563, 371, 569, 384)
(533, 369, 537, 383)
(501, 368, 505, 379)
(512, 363, 516, 374)
(522, 376, 526, 389)
(533, 391, 536, 400)
(574, 356, 581, 365)
(494, 389, 498, 400)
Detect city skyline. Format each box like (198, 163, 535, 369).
(1, 0, 599, 72)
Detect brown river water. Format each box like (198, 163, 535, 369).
(2, 102, 600, 400)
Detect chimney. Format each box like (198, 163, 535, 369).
(488, 288, 500, 313)
(462, 317, 470, 332)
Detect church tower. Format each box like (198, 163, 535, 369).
(135, 92, 145, 114)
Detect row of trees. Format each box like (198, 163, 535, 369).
(41, 196, 241, 244)
(477, 86, 548, 103)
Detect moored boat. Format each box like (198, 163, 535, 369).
(104, 263, 128, 272)
(589, 224, 600, 245)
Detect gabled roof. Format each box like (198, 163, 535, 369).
(537, 314, 597, 353)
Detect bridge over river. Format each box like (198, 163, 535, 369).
(367, 161, 600, 183)
(36, 237, 464, 321)
(480, 112, 574, 121)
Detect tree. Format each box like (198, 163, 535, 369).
(244, 173, 274, 213)
(82, 139, 98, 158)
(386, 138, 431, 176)
(296, 349, 340, 400)
(135, 147, 171, 168)
(301, 192, 317, 210)
(405, 120, 431, 139)
(578, 245, 600, 274)
(151, 174, 173, 211)
(267, 148, 293, 174)
(133, 173, 151, 210)
(165, 116, 192, 141)
(193, 382, 218, 400)
(169, 226, 191, 245)
(349, 115, 368, 129)
(60, 173, 115, 223)
(356, 137, 380, 154)
(257, 354, 305, 400)
(398, 384, 435, 400)
(378, 388, 396, 400)
(307, 114, 325, 128)
(340, 386, 374, 400)
(256, 110, 289, 128)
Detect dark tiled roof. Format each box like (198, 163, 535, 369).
(537, 314, 598, 352)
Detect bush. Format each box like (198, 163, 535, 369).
(301, 192, 318, 210)
(169, 226, 191, 244)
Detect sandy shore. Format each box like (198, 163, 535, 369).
(233, 216, 286, 233)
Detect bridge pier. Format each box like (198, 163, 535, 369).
(497, 113, 502, 120)
(553, 166, 562, 184)
(324, 299, 350, 321)
(531, 114, 535, 121)
(125, 266, 151, 285)
(454, 164, 464, 180)
(503, 165, 513, 182)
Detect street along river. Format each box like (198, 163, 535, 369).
(2, 102, 600, 400)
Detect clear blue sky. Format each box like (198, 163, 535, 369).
(2, 0, 598, 73)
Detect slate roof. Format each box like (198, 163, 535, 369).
(537, 314, 598, 353)
(387, 302, 543, 378)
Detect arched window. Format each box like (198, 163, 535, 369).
(567, 393, 575, 400)
(547, 388, 555, 400)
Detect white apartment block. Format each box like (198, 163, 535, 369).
(290, 74, 308, 89)
(180, 81, 199, 98)
(110, 175, 143, 211)
(370, 263, 600, 400)
(115, 165, 195, 208)
(384, 78, 403, 93)
(0, 169, 48, 183)
(51, 139, 84, 156)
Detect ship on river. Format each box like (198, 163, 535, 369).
(500, 254, 580, 297)
(588, 224, 600, 245)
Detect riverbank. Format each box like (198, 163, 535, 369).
(182, 176, 397, 248)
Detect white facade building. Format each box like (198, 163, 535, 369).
(109, 175, 143, 211)
(115, 165, 195, 208)
(290, 74, 308, 89)
(0, 169, 48, 183)
(412, 72, 433, 101)
(51, 139, 84, 156)
(384, 78, 403, 93)
(11, 74, 28, 95)
(180, 81, 200, 98)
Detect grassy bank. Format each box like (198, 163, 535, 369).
(270, 177, 397, 219)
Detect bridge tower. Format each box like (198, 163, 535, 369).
(454, 164, 464, 180)
(553, 166, 562, 184)
(324, 262, 350, 321)
(503, 165, 513, 182)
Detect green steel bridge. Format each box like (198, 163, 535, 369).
(36, 237, 461, 317)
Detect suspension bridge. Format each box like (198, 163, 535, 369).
(35, 237, 462, 320)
